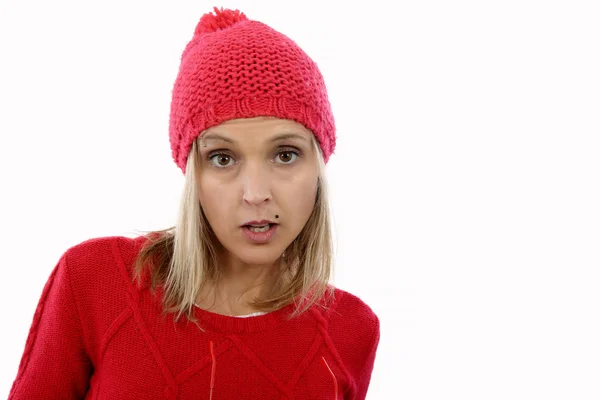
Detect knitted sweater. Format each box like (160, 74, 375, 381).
(9, 235, 380, 399)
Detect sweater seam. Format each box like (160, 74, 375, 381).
(319, 291, 374, 398)
(356, 313, 380, 393)
(110, 237, 179, 391)
(9, 258, 63, 396)
(98, 306, 134, 363)
(111, 237, 142, 302)
(63, 250, 93, 362)
(318, 323, 356, 396)
(325, 287, 346, 322)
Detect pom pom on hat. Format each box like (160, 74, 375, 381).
(195, 7, 248, 35)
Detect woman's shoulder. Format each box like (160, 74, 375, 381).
(65, 233, 145, 254)
(329, 286, 379, 327)
(61, 234, 147, 293)
(41, 235, 147, 352)
(321, 286, 380, 376)
(324, 286, 380, 344)
(64, 234, 142, 268)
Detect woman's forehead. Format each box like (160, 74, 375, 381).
(217, 116, 307, 129)
(203, 117, 313, 141)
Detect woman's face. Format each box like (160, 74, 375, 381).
(196, 116, 319, 266)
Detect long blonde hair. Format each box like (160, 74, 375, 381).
(133, 133, 335, 324)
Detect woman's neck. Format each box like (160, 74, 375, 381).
(195, 256, 287, 316)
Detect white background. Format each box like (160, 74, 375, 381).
(1, 1, 599, 399)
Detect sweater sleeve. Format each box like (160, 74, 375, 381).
(9, 252, 93, 399)
(353, 314, 380, 400)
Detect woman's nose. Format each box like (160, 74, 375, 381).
(241, 163, 272, 205)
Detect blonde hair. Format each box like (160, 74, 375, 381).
(133, 133, 335, 325)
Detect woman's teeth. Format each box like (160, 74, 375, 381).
(248, 225, 270, 232)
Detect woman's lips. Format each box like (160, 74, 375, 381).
(241, 224, 278, 243)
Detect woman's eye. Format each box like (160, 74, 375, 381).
(276, 151, 298, 164)
(209, 154, 234, 167)
(208, 151, 298, 167)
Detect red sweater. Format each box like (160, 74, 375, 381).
(9, 235, 380, 399)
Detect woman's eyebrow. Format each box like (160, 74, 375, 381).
(201, 133, 234, 144)
(270, 133, 308, 142)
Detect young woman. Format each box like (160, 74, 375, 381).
(9, 7, 380, 399)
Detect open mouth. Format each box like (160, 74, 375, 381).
(243, 224, 273, 233)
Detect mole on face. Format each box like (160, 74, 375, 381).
(275, 215, 279, 219)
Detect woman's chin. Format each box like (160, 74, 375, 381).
(235, 248, 284, 266)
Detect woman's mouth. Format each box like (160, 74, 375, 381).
(245, 224, 271, 233)
(241, 224, 278, 243)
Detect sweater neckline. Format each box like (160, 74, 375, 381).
(192, 301, 297, 334)
(193, 306, 268, 318)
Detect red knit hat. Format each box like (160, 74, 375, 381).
(169, 7, 337, 174)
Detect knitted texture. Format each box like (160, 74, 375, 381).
(169, 7, 337, 174)
(9, 236, 380, 399)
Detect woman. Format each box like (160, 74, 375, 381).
(9, 7, 380, 399)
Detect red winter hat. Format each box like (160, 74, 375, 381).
(169, 7, 337, 174)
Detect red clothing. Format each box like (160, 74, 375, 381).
(9, 235, 380, 399)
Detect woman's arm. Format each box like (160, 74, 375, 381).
(353, 314, 380, 399)
(9, 253, 92, 399)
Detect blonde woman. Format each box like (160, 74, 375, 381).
(9, 7, 380, 400)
